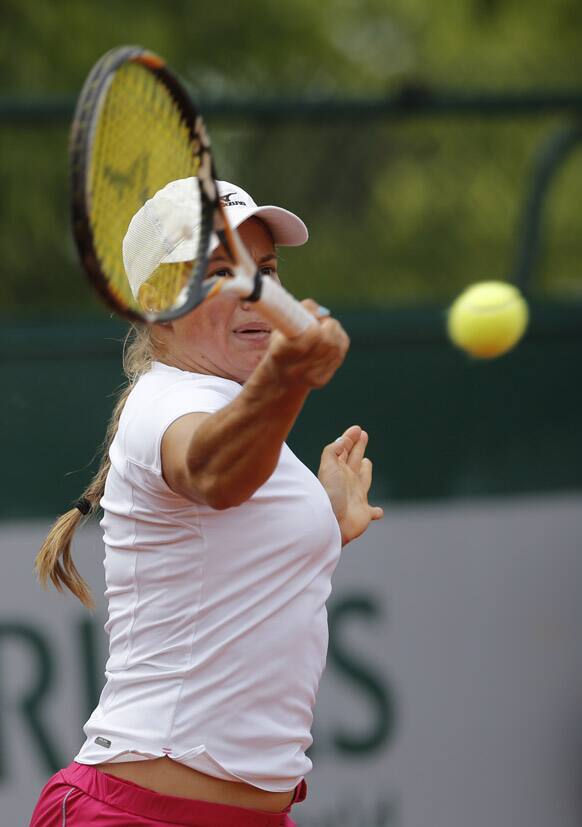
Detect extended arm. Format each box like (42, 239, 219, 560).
(161, 306, 350, 509)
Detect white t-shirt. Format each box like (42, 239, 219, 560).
(75, 361, 342, 791)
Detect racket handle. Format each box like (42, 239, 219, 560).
(255, 277, 318, 338)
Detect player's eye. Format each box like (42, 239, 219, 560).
(206, 266, 233, 280)
(260, 265, 277, 279)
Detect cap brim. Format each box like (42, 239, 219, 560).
(233, 205, 308, 247)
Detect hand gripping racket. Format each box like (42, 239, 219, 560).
(69, 45, 315, 337)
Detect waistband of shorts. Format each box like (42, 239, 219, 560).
(62, 762, 306, 826)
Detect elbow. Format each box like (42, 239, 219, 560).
(204, 490, 239, 511)
(189, 464, 276, 510)
(196, 474, 243, 511)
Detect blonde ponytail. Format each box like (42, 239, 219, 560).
(35, 325, 154, 608)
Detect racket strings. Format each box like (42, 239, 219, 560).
(88, 61, 200, 314)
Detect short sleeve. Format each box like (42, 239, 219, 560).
(119, 374, 239, 475)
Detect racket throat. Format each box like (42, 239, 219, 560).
(245, 271, 263, 303)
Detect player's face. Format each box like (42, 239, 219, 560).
(162, 218, 279, 382)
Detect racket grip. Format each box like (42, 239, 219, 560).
(256, 277, 318, 338)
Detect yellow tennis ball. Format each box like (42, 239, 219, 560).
(447, 281, 529, 359)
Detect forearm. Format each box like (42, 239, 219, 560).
(186, 360, 309, 508)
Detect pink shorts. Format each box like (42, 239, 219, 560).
(29, 761, 307, 826)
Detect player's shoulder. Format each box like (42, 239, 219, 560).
(129, 362, 239, 407)
(117, 363, 240, 466)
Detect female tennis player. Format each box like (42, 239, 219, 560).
(31, 179, 383, 827)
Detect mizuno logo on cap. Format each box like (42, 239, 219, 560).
(220, 192, 247, 207)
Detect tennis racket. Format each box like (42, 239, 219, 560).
(69, 45, 315, 336)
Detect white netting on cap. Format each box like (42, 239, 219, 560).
(122, 180, 203, 309)
(122, 201, 169, 298)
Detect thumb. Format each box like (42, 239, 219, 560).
(323, 426, 361, 461)
(332, 425, 362, 457)
(322, 434, 353, 463)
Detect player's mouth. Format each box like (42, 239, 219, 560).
(232, 321, 272, 343)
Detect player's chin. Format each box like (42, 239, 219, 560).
(233, 349, 268, 383)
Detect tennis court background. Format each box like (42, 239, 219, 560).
(2, 8, 582, 825)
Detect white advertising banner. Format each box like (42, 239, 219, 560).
(1, 493, 581, 826)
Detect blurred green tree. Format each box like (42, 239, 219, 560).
(0, 0, 581, 314)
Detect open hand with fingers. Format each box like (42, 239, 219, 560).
(317, 425, 384, 546)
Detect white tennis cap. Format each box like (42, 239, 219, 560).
(122, 178, 309, 298)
